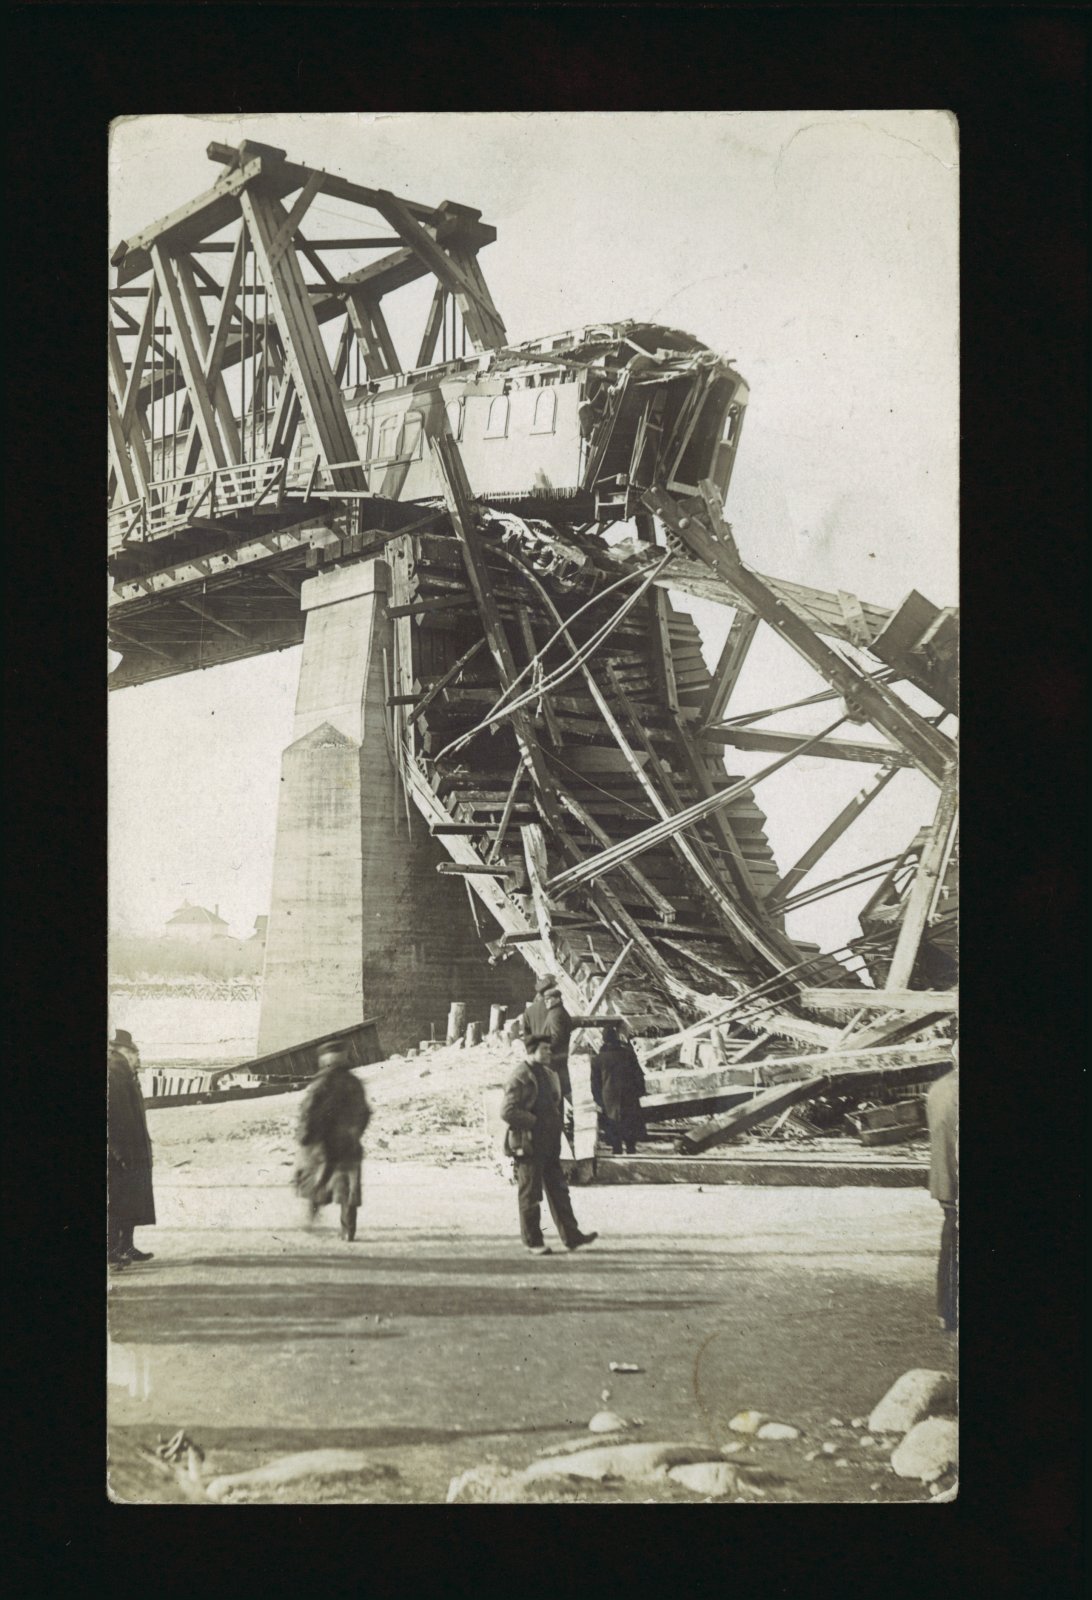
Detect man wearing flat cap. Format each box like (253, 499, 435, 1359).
(522, 972, 573, 1107)
(501, 1033, 597, 1256)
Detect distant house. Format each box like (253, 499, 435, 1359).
(164, 900, 231, 942)
(249, 915, 268, 947)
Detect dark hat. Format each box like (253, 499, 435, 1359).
(535, 974, 558, 994)
(526, 1032, 552, 1048)
(318, 1041, 350, 1064)
(112, 1029, 135, 1048)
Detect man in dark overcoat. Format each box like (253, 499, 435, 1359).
(927, 1040, 958, 1332)
(107, 1032, 156, 1267)
(591, 1023, 647, 1155)
(293, 1043, 372, 1241)
(501, 1033, 597, 1256)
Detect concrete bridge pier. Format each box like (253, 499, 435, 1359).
(257, 557, 527, 1058)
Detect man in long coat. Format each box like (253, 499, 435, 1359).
(107, 1031, 156, 1268)
(590, 1023, 647, 1155)
(293, 1043, 372, 1241)
(926, 1041, 958, 1332)
(501, 1033, 597, 1256)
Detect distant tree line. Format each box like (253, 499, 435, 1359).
(108, 935, 265, 981)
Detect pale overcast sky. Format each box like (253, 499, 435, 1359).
(108, 111, 958, 950)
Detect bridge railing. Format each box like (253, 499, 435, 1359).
(107, 458, 288, 548)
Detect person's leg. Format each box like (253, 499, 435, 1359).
(938, 1202, 958, 1331)
(602, 1116, 622, 1156)
(340, 1202, 358, 1242)
(541, 1153, 583, 1247)
(515, 1159, 545, 1247)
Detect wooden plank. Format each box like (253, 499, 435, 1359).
(802, 988, 958, 1015)
(649, 588, 680, 715)
(884, 766, 959, 990)
(487, 756, 527, 864)
(677, 1053, 949, 1153)
(521, 822, 560, 972)
(586, 938, 637, 1014)
(436, 862, 514, 877)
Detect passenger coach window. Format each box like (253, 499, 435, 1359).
(402, 412, 424, 459)
(445, 399, 463, 440)
(376, 415, 400, 460)
(530, 388, 557, 435)
(485, 395, 510, 439)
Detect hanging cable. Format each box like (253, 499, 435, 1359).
(434, 551, 672, 762)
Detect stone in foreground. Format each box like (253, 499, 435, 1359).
(524, 1440, 727, 1484)
(206, 1449, 398, 1502)
(869, 1369, 956, 1435)
(890, 1418, 959, 1482)
(756, 1421, 801, 1441)
(668, 1461, 740, 1497)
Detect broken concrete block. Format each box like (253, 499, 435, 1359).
(206, 1450, 397, 1502)
(728, 1410, 767, 1435)
(668, 1461, 739, 1497)
(756, 1422, 800, 1442)
(869, 1370, 956, 1435)
(524, 1441, 725, 1485)
(890, 1418, 958, 1483)
(588, 1411, 629, 1433)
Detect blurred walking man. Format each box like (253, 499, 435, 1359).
(293, 1044, 372, 1241)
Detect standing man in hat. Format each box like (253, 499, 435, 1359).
(107, 1031, 156, 1268)
(293, 1043, 372, 1241)
(501, 1033, 598, 1256)
(522, 973, 574, 1147)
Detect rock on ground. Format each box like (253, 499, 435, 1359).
(756, 1422, 801, 1441)
(588, 1410, 629, 1433)
(869, 1369, 955, 1435)
(667, 1461, 740, 1497)
(205, 1449, 399, 1502)
(524, 1441, 725, 1485)
(728, 1411, 767, 1435)
(890, 1418, 959, 1482)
